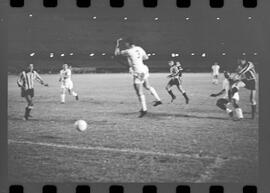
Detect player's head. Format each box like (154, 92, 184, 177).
(168, 60, 174, 66)
(63, 64, 68, 70)
(123, 37, 134, 48)
(223, 71, 230, 79)
(214, 62, 218, 65)
(237, 58, 247, 66)
(175, 61, 181, 67)
(28, 64, 34, 71)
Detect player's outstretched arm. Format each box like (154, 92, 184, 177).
(35, 71, 49, 86)
(210, 89, 225, 97)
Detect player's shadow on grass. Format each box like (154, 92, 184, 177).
(119, 112, 229, 121)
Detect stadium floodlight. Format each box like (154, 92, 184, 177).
(154, 17, 159, 21)
(92, 16, 97, 20)
(102, 53, 106, 56)
(70, 53, 74, 56)
(254, 52, 258, 55)
(50, 53, 54, 58)
(201, 53, 206, 57)
(175, 54, 179, 57)
(60, 53, 65, 57)
(152, 53, 156, 56)
(248, 16, 252, 20)
(171, 53, 176, 57)
(124, 17, 128, 20)
(29, 14, 33, 17)
(185, 17, 190, 21)
(242, 52, 246, 56)
(216, 17, 220, 20)
(191, 53, 195, 56)
(147, 53, 151, 56)
(89, 53, 95, 56)
(30, 52, 35, 57)
(222, 53, 226, 56)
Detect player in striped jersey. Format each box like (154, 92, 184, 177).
(166, 61, 189, 104)
(17, 64, 48, 120)
(231, 59, 257, 119)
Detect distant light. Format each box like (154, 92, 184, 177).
(102, 53, 106, 56)
(60, 53, 65, 57)
(185, 17, 190, 21)
(29, 14, 33, 17)
(50, 53, 54, 58)
(254, 52, 258, 55)
(154, 17, 159, 21)
(191, 53, 195, 56)
(248, 16, 252, 20)
(171, 53, 176, 57)
(147, 53, 151, 56)
(152, 53, 156, 56)
(124, 17, 128, 20)
(242, 52, 246, 56)
(30, 52, 35, 57)
(70, 53, 74, 56)
(89, 53, 95, 56)
(92, 16, 97, 20)
(222, 53, 226, 56)
(216, 17, 220, 20)
(175, 53, 179, 57)
(201, 53, 206, 57)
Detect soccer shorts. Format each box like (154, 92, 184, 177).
(168, 77, 182, 86)
(61, 80, 74, 90)
(21, 88, 34, 98)
(133, 65, 150, 84)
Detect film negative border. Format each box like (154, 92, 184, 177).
(9, 0, 258, 8)
(8, 184, 258, 193)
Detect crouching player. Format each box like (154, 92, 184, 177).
(166, 61, 189, 104)
(114, 38, 162, 117)
(231, 59, 257, 119)
(17, 64, 49, 120)
(210, 71, 234, 118)
(59, 64, 79, 103)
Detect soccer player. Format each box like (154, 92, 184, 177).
(59, 64, 79, 103)
(166, 61, 189, 104)
(114, 38, 162, 117)
(210, 71, 234, 118)
(231, 59, 257, 119)
(17, 64, 49, 120)
(211, 62, 220, 84)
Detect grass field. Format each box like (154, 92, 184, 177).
(8, 73, 258, 183)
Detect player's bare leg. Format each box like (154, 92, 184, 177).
(250, 90, 256, 119)
(232, 98, 243, 120)
(134, 83, 147, 117)
(176, 85, 189, 104)
(24, 95, 33, 120)
(68, 89, 79, 101)
(143, 79, 162, 106)
(166, 84, 176, 103)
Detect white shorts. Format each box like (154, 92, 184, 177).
(61, 80, 73, 90)
(133, 65, 149, 84)
(231, 81, 245, 101)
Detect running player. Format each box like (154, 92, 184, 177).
(231, 59, 257, 119)
(17, 64, 49, 120)
(166, 61, 189, 104)
(59, 64, 79, 103)
(211, 62, 220, 84)
(114, 38, 162, 117)
(210, 71, 234, 118)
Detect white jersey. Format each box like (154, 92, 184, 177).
(120, 46, 148, 73)
(212, 64, 220, 75)
(60, 68, 73, 89)
(222, 78, 230, 99)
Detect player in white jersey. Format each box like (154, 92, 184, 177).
(114, 38, 162, 117)
(59, 64, 79, 103)
(210, 71, 234, 118)
(211, 62, 220, 84)
(17, 64, 49, 120)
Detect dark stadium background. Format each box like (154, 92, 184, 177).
(6, 0, 267, 73)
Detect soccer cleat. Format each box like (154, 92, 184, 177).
(76, 95, 79, 101)
(139, 110, 147, 118)
(23, 115, 29, 120)
(171, 95, 176, 103)
(185, 98, 189, 104)
(153, 100, 162, 106)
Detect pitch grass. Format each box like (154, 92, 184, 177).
(8, 73, 258, 182)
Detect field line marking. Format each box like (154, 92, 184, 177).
(9, 139, 214, 160)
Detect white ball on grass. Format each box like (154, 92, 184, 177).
(74, 120, 88, 132)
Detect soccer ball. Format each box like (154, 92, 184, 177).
(74, 120, 88, 132)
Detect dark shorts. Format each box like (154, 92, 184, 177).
(168, 77, 182, 86)
(242, 79, 256, 91)
(21, 88, 34, 98)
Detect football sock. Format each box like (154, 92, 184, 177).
(183, 92, 189, 100)
(149, 87, 161, 101)
(168, 90, 175, 99)
(235, 108, 244, 119)
(251, 104, 256, 119)
(61, 94, 65, 103)
(139, 95, 147, 111)
(24, 107, 31, 118)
